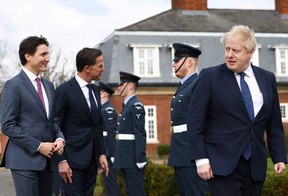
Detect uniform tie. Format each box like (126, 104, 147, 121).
(87, 84, 98, 119)
(240, 72, 253, 160)
(36, 77, 46, 110)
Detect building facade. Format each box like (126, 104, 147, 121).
(1, 0, 288, 158)
(96, 0, 288, 156)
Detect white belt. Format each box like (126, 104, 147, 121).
(103, 131, 108, 137)
(116, 134, 135, 140)
(172, 124, 187, 133)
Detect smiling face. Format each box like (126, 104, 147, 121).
(24, 44, 50, 75)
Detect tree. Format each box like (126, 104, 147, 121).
(0, 40, 75, 99)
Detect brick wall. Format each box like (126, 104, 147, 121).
(276, 0, 288, 14)
(172, 0, 207, 11)
(110, 86, 175, 156)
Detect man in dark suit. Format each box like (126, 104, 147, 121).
(168, 43, 208, 196)
(53, 47, 108, 196)
(114, 71, 147, 196)
(98, 81, 121, 196)
(0, 35, 65, 196)
(188, 25, 287, 196)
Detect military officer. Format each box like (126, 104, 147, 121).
(168, 43, 208, 196)
(113, 71, 147, 196)
(98, 81, 121, 196)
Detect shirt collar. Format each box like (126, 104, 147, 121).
(234, 64, 253, 77)
(181, 72, 196, 84)
(75, 73, 89, 88)
(124, 94, 136, 105)
(22, 66, 40, 82)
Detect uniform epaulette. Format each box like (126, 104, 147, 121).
(134, 102, 144, 110)
(134, 102, 143, 106)
(105, 107, 114, 111)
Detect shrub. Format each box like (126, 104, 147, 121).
(157, 144, 170, 158)
(262, 173, 288, 196)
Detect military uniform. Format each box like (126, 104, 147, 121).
(114, 72, 147, 196)
(168, 43, 208, 196)
(98, 82, 120, 196)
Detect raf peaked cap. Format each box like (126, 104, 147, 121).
(118, 71, 141, 86)
(98, 81, 115, 95)
(172, 43, 202, 61)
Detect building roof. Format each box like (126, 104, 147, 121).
(118, 9, 288, 33)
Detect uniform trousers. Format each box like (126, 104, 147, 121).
(121, 167, 145, 196)
(174, 166, 208, 196)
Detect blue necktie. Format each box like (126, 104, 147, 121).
(240, 72, 254, 159)
(240, 72, 254, 120)
(87, 84, 98, 119)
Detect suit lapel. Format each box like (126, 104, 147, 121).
(220, 64, 250, 118)
(69, 77, 92, 118)
(20, 71, 47, 116)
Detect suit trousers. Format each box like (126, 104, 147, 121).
(208, 156, 263, 196)
(64, 161, 97, 196)
(11, 160, 53, 196)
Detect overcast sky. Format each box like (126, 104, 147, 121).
(0, 0, 275, 56)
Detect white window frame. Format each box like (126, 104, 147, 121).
(272, 45, 288, 77)
(129, 44, 161, 77)
(280, 103, 288, 122)
(168, 43, 200, 77)
(144, 105, 158, 143)
(251, 45, 261, 67)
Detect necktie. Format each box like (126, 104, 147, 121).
(36, 77, 46, 110)
(240, 72, 254, 120)
(87, 84, 98, 119)
(240, 72, 254, 160)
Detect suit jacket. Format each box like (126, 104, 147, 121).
(188, 63, 287, 181)
(114, 96, 147, 168)
(0, 70, 64, 170)
(101, 101, 117, 158)
(53, 77, 105, 169)
(168, 73, 198, 166)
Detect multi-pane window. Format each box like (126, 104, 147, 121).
(280, 103, 288, 122)
(251, 46, 260, 67)
(131, 44, 161, 77)
(144, 105, 158, 143)
(274, 46, 288, 76)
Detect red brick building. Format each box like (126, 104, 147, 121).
(1, 0, 288, 159)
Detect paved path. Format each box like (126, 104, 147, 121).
(0, 168, 15, 196)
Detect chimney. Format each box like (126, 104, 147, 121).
(275, 0, 288, 14)
(172, 0, 207, 11)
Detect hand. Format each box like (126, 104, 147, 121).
(53, 139, 65, 155)
(136, 162, 147, 169)
(197, 163, 214, 180)
(274, 162, 286, 174)
(59, 161, 73, 183)
(99, 155, 109, 177)
(38, 142, 57, 158)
